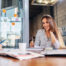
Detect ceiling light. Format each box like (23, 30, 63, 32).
(31, 0, 59, 6)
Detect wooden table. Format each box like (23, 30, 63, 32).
(0, 56, 66, 66)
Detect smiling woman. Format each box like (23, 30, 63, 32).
(34, 15, 65, 49)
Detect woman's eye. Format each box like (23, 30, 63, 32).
(42, 22, 45, 24)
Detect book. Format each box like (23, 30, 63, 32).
(0, 49, 44, 60)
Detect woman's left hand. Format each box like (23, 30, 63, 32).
(50, 31, 56, 45)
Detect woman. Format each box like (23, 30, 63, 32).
(34, 15, 65, 49)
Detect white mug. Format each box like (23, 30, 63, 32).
(19, 43, 27, 54)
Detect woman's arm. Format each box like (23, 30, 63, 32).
(50, 31, 60, 49)
(34, 30, 41, 48)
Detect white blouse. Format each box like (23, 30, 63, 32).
(34, 29, 60, 49)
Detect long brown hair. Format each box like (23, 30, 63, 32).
(41, 15, 65, 48)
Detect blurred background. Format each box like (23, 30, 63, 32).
(0, 0, 66, 48)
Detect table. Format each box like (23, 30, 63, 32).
(0, 56, 66, 66)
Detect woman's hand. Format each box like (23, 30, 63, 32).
(30, 41, 34, 48)
(50, 31, 57, 45)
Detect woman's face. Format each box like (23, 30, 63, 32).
(42, 18, 50, 31)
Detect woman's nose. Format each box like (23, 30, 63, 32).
(44, 23, 47, 26)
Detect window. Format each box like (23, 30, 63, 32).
(2, 0, 12, 8)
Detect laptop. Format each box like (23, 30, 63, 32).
(41, 49, 66, 57)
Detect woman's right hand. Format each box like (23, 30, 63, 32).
(30, 41, 34, 48)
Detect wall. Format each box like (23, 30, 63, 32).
(54, 0, 66, 28)
(54, 0, 66, 44)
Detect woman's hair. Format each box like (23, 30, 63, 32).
(41, 15, 58, 38)
(41, 15, 65, 48)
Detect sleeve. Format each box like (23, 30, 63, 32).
(53, 39, 60, 49)
(34, 30, 41, 48)
(50, 31, 60, 49)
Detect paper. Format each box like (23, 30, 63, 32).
(27, 48, 43, 51)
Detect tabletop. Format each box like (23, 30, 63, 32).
(0, 56, 66, 66)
